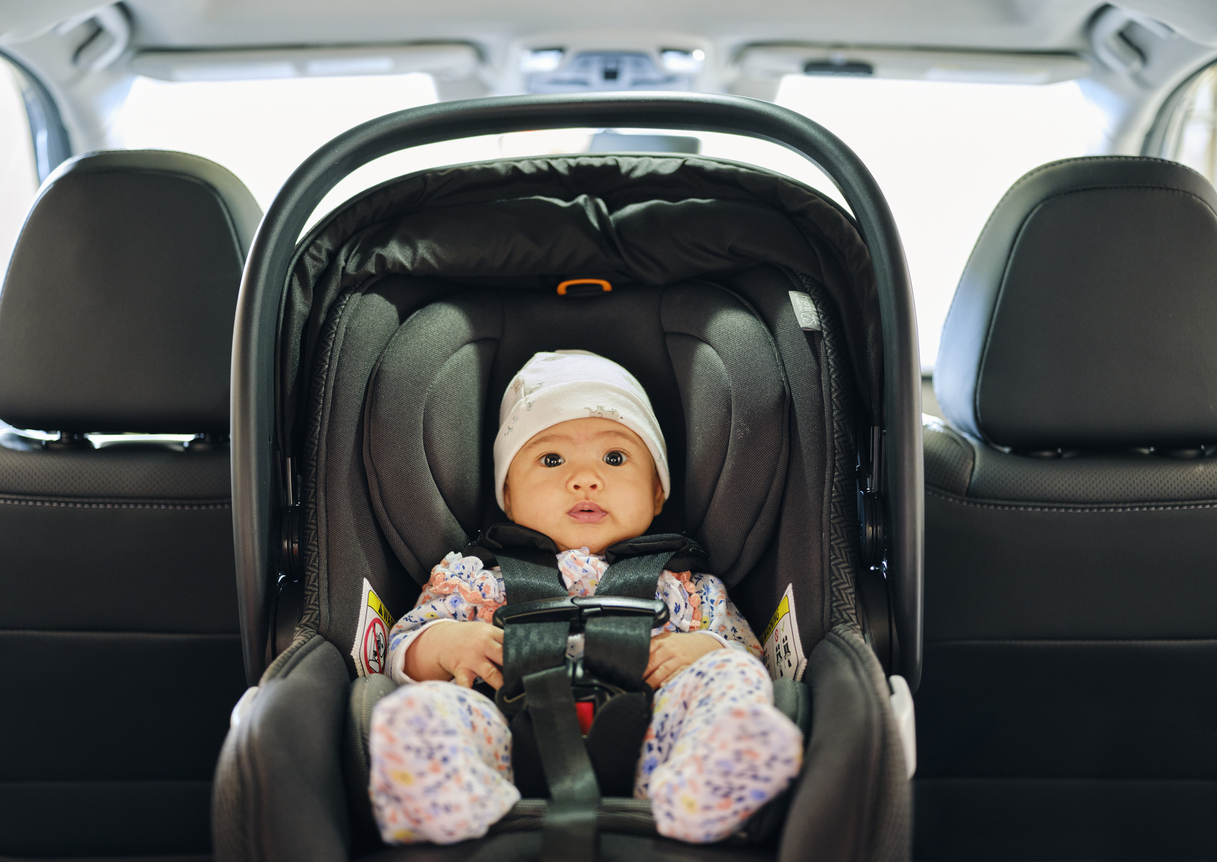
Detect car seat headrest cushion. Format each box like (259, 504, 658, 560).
(0, 150, 261, 434)
(935, 156, 1217, 450)
(363, 291, 503, 578)
(362, 280, 787, 586)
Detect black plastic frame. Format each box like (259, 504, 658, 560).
(231, 92, 923, 689)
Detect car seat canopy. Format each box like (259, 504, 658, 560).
(283, 155, 882, 444)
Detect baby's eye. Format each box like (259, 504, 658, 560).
(603, 450, 626, 467)
(541, 453, 564, 468)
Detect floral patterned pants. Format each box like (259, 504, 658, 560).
(369, 648, 803, 845)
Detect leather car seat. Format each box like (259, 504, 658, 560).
(0, 150, 260, 860)
(917, 156, 1217, 860)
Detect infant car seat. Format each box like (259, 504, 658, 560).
(214, 93, 923, 862)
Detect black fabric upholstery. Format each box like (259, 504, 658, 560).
(0, 151, 256, 860)
(0, 150, 259, 434)
(935, 156, 1217, 449)
(216, 632, 905, 862)
(919, 156, 1217, 859)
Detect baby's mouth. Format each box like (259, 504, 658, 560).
(567, 501, 607, 523)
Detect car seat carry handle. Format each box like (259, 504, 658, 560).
(234, 91, 922, 688)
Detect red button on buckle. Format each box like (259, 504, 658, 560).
(575, 701, 595, 735)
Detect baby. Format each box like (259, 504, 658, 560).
(368, 350, 803, 845)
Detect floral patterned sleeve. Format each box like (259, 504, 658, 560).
(385, 552, 506, 683)
(656, 570, 763, 659)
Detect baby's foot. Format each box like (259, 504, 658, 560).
(369, 682, 520, 844)
(648, 702, 803, 843)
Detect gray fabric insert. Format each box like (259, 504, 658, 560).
(661, 282, 788, 584)
(364, 291, 502, 579)
(425, 342, 496, 531)
(345, 672, 397, 843)
(720, 267, 839, 651)
(304, 279, 448, 657)
(665, 334, 730, 533)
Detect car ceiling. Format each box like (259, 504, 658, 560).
(3, 1, 1217, 54)
(2, 0, 1217, 157)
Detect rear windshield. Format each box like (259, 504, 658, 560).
(116, 73, 1105, 369)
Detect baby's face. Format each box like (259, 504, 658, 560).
(502, 417, 664, 555)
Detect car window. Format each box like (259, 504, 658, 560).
(117, 71, 1105, 369)
(1149, 63, 1217, 185)
(0, 58, 39, 280)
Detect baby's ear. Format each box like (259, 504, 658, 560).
(502, 483, 514, 519)
(652, 473, 664, 516)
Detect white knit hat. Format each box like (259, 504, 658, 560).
(493, 350, 670, 511)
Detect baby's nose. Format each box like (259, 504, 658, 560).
(571, 478, 600, 490)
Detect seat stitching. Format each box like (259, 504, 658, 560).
(0, 629, 240, 638)
(928, 488, 1217, 513)
(0, 496, 230, 510)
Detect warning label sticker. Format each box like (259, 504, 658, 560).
(351, 578, 396, 678)
(762, 584, 807, 681)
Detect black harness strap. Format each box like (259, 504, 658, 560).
(583, 552, 676, 692)
(473, 525, 707, 860)
(523, 665, 600, 861)
(493, 546, 570, 708)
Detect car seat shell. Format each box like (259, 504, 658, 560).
(215, 94, 921, 862)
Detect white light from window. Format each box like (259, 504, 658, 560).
(776, 75, 1105, 369)
(660, 49, 705, 74)
(520, 49, 565, 74)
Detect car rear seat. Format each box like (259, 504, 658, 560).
(916, 156, 1217, 860)
(0, 150, 260, 860)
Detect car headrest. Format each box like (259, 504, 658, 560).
(935, 156, 1217, 450)
(0, 150, 261, 434)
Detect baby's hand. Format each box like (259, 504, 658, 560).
(405, 621, 505, 690)
(644, 631, 723, 690)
